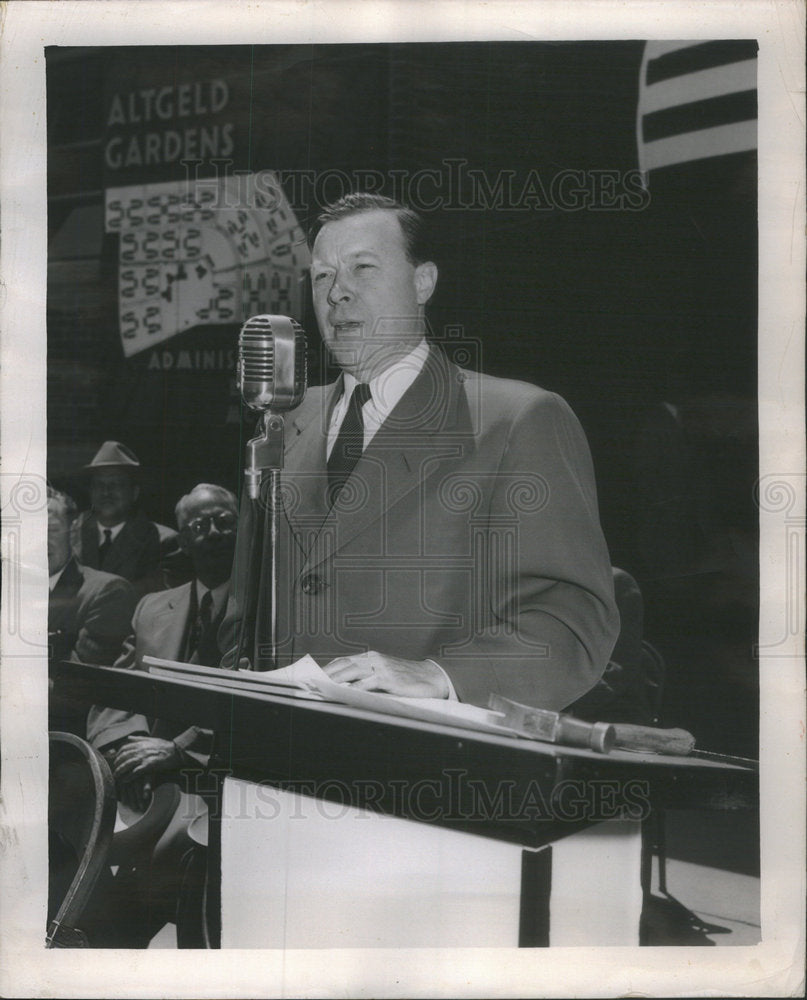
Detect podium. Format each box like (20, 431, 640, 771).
(221, 781, 643, 947)
(52, 660, 759, 948)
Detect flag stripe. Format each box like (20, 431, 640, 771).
(642, 88, 757, 143)
(641, 121, 757, 173)
(646, 39, 759, 85)
(639, 59, 758, 115)
(643, 40, 710, 60)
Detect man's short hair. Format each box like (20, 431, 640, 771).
(175, 483, 238, 529)
(47, 485, 78, 521)
(312, 192, 430, 265)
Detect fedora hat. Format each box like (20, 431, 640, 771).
(84, 441, 141, 471)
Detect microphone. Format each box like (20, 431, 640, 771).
(235, 315, 308, 671)
(237, 314, 307, 413)
(238, 314, 307, 499)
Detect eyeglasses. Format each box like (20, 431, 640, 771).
(184, 511, 237, 538)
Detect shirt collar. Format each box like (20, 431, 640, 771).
(342, 338, 430, 421)
(194, 578, 230, 618)
(97, 520, 125, 544)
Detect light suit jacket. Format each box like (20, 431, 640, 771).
(225, 346, 619, 712)
(86, 581, 229, 763)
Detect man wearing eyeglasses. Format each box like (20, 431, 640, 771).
(87, 483, 238, 808)
(84, 483, 238, 946)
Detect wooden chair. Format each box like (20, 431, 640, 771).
(47, 732, 117, 947)
(109, 780, 182, 868)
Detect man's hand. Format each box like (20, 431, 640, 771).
(323, 651, 450, 698)
(112, 735, 182, 782)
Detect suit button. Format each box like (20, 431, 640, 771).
(300, 573, 323, 595)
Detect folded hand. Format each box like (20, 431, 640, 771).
(112, 735, 181, 781)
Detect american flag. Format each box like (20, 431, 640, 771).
(637, 40, 758, 179)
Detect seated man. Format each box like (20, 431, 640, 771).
(87, 482, 238, 803)
(47, 486, 136, 734)
(85, 483, 238, 946)
(72, 440, 176, 598)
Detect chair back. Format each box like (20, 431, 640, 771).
(109, 780, 182, 867)
(570, 567, 667, 724)
(47, 732, 117, 947)
(639, 639, 667, 724)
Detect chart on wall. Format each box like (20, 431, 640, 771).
(104, 171, 310, 357)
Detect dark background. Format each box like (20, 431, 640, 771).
(46, 43, 758, 754)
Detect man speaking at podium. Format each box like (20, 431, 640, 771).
(228, 193, 619, 712)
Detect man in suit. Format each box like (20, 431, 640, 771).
(228, 193, 619, 712)
(72, 440, 175, 598)
(87, 483, 238, 804)
(47, 486, 136, 733)
(85, 483, 238, 947)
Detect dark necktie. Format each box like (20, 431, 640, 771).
(327, 382, 371, 504)
(98, 529, 113, 567)
(189, 590, 215, 663)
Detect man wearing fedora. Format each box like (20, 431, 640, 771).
(73, 440, 174, 598)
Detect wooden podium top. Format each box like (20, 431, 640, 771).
(52, 659, 758, 850)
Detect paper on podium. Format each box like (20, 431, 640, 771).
(143, 654, 508, 736)
(143, 654, 329, 700)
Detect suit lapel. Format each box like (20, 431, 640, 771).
(150, 583, 194, 661)
(81, 511, 132, 575)
(104, 517, 137, 576)
(81, 515, 100, 566)
(49, 558, 84, 631)
(300, 347, 468, 572)
(281, 379, 342, 555)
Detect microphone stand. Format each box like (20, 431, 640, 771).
(237, 411, 285, 671)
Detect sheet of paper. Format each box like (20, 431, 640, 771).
(144, 654, 328, 700)
(144, 653, 509, 734)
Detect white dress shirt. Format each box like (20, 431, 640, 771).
(326, 338, 430, 458)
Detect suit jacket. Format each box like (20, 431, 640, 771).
(225, 346, 619, 711)
(73, 508, 163, 599)
(49, 558, 136, 666)
(86, 581, 229, 762)
(49, 558, 136, 735)
(568, 567, 654, 724)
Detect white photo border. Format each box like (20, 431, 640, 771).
(1, 1, 804, 997)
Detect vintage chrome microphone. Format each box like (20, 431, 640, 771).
(237, 313, 307, 496)
(236, 314, 307, 670)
